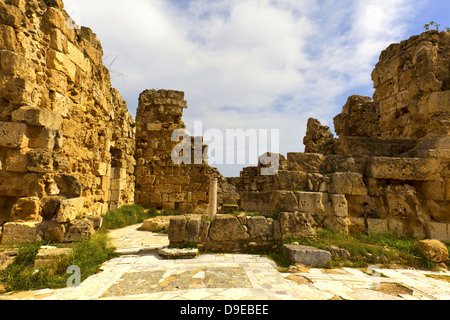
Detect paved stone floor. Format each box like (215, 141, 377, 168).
(2, 224, 450, 300)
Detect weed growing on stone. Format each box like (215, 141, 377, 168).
(283, 229, 437, 270)
(0, 233, 118, 292)
(100, 205, 146, 230)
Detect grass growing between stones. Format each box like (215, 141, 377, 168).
(283, 229, 438, 270)
(0, 233, 118, 293)
(0, 205, 148, 293)
(100, 205, 147, 230)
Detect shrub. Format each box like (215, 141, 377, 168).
(0, 233, 119, 292)
(100, 205, 146, 230)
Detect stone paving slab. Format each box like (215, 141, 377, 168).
(2, 224, 450, 300)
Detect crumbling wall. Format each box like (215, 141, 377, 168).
(0, 0, 135, 243)
(232, 30, 450, 241)
(135, 89, 239, 213)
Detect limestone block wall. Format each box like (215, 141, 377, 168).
(232, 31, 450, 242)
(135, 89, 240, 213)
(371, 30, 450, 140)
(168, 213, 318, 252)
(0, 0, 135, 243)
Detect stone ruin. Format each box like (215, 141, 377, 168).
(134, 89, 239, 214)
(0, 1, 449, 247)
(0, 0, 135, 243)
(230, 30, 450, 244)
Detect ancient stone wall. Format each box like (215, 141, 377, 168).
(134, 89, 239, 213)
(0, 0, 135, 243)
(233, 30, 450, 242)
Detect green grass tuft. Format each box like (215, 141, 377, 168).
(100, 205, 146, 230)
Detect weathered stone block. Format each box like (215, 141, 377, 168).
(67, 41, 90, 70)
(287, 153, 326, 173)
(247, 216, 272, 239)
(168, 216, 187, 243)
(26, 149, 53, 173)
(28, 127, 61, 150)
(283, 244, 331, 268)
(346, 195, 381, 219)
(159, 247, 199, 260)
(323, 215, 351, 234)
(208, 216, 250, 242)
(0, 121, 28, 148)
(11, 197, 41, 222)
(0, 25, 18, 51)
(294, 192, 330, 216)
(55, 174, 82, 197)
(274, 170, 308, 190)
(47, 49, 76, 82)
(0, 50, 34, 78)
(367, 219, 388, 234)
(93, 162, 108, 176)
(186, 218, 201, 243)
(279, 212, 317, 237)
(37, 220, 65, 243)
(387, 217, 427, 239)
(5, 148, 28, 172)
(110, 178, 126, 191)
(56, 197, 85, 223)
(421, 180, 446, 201)
(429, 222, 449, 242)
(1, 222, 40, 244)
(348, 217, 366, 233)
(271, 191, 298, 212)
(368, 157, 441, 181)
(415, 239, 449, 263)
(64, 219, 94, 242)
(34, 247, 73, 268)
(329, 172, 368, 196)
(12, 107, 62, 130)
(330, 194, 348, 217)
(426, 91, 450, 114)
(199, 220, 210, 242)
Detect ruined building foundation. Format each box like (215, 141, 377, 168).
(0, 1, 449, 245)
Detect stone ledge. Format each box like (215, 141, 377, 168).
(283, 244, 331, 268)
(158, 247, 199, 260)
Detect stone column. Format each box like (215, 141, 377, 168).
(208, 178, 218, 218)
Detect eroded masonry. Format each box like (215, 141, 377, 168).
(0, 0, 449, 245)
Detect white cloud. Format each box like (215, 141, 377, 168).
(64, 0, 414, 176)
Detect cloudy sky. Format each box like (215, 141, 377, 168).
(65, 0, 450, 177)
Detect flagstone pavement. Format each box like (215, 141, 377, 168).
(2, 224, 450, 300)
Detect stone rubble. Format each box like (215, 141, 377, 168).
(0, 0, 135, 244)
(233, 30, 450, 241)
(0, 0, 448, 251)
(1, 225, 450, 301)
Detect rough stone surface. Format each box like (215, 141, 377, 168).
(134, 89, 239, 213)
(229, 30, 450, 239)
(158, 247, 199, 260)
(283, 244, 331, 268)
(0, 2, 449, 246)
(208, 216, 250, 242)
(1, 221, 39, 244)
(34, 246, 73, 268)
(415, 240, 449, 263)
(279, 212, 317, 238)
(63, 219, 94, 242)
(303, 118, 337, 155)
(0, 0, 135, 243)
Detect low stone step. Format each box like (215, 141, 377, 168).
(283, 244, 331, 268)
(158, 247, 199, 260)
